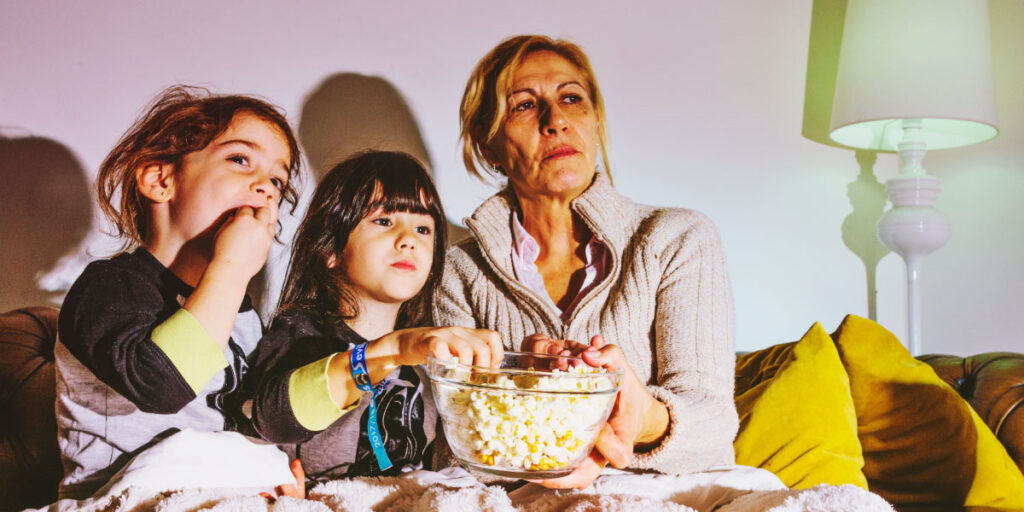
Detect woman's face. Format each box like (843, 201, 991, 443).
(487, 50, 600, 203)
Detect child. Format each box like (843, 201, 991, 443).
(247, 150, 502, 483)
(55, 86, 300, 499)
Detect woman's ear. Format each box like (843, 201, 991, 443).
(480, 148, 503, 174)
(136, 163, 174, 203)
(473, 127, 503, 172)
(326, 254, 339, 269)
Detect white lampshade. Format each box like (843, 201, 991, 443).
(829, 0, 998, 151)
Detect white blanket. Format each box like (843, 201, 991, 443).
(29, 430, 894, 512)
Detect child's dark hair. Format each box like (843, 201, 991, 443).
(96, 85, 301, 249)
(279, 150, 447, 328)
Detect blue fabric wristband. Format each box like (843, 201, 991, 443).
(350, 342, 393, 471)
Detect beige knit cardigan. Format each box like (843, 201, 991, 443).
(432, 172, 738, 475)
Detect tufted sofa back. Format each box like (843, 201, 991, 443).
(2, 306, 1023, 511)
(0, 306, 61, 512)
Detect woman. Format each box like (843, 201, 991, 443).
(433, 35, 738, 489)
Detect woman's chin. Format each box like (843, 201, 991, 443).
(546, 167, 595, 197)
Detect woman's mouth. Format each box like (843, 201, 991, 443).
(543, 146, 578, 160)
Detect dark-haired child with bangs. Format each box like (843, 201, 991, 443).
(247, 150, 502, 485)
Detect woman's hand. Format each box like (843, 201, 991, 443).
(386, 326, 504, 368)
(521, 332, 592, 357)
(581, 336, 669, 465)
(528, 450, 608, 489)
(532, 335, 670, 489)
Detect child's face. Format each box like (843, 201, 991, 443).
(341, 208, 436, 308)
(167, 112, 291, 244)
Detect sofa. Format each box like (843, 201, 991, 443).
(1, 305, 1022, 512)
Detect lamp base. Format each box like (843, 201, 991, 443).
(877, 176, 950, 259)
(877, 175, 950, 357)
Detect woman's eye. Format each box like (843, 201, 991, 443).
(512, 100, 535, 113)
(228, 154, 250, 166)
(372, 217, 392, 227)
(416, 226, 432, 235)
(562, 94, 584, 104)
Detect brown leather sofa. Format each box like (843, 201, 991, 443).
(2, 305, 1023, 512)
(1, 307, 61, 512)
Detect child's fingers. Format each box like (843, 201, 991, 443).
(270, 457, 305, 499)
(472, 343, 491, 368)
(448, 337, 476, 367)
(483, 330, 504, 367)
(427, 336, 454, 362)
(290, 459, 305, 497)
(261, 195, 280, 226)
(232, 205, 256, 220)
(252, 199, 278, 230)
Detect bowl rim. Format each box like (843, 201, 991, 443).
(425, 350, 623, 396)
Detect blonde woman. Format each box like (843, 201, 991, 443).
(434, 35, 737, 489)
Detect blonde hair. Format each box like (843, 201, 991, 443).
(459, 35, 611, 183)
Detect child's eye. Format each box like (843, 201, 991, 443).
(372, 217, 392, 227)
(270, 177, 286, 190)
(416, 226, 432, 235)
(228, 154, 250, 166)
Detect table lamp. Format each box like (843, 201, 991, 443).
(829, 0, 998, 355)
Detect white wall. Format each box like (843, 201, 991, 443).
(2, 0, 1021, 354)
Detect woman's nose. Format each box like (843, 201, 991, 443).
(540, 103, 568, 135)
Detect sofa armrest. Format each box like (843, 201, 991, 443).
(918, 352, 1024, 474)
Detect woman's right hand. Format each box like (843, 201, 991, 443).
(521, 332, 591, 357)
(383, 326, 503, 368)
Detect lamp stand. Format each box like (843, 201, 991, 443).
(876, 119, 950, 356)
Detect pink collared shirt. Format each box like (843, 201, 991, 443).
(510, 212, 609, 321)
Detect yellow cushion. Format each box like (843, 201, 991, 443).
(832, 314, 1024, 508)
(734, 322, 867, 489)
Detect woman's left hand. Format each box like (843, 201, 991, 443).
(533, 335, 670, 489)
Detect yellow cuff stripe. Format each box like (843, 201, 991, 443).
(289, 353, 357, 431)
(151, 309, 229, 395)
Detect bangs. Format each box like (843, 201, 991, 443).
(362, 173, 441, 219)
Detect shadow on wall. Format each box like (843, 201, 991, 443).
(300, 73, 432, 179)
(0, 136, 91, 312)
(298, 72, 470, 242)
(801, 0, 890, 320)
(841, 151, 889, 320)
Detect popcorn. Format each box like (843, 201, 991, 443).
(434, 364, 616, 473)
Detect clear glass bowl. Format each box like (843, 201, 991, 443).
(425, 351, 622, 479)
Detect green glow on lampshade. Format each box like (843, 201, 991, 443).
(830, 118, 998, 152)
